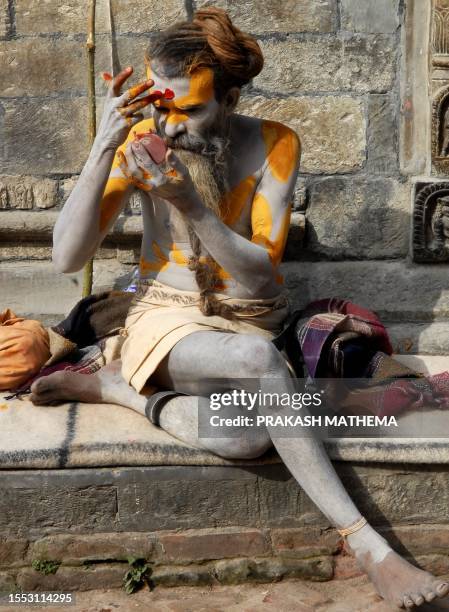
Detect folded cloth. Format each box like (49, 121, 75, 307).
(295, 298, 393, 378)
(121, 279, 291, 393)
(0, 309, 50, 391)
(52, 290, 134, 348)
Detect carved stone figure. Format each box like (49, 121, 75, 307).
(413, 181, 449, 261)
(0, 185, 9, 209)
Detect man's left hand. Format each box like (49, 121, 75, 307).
(119, 139, 201, 215)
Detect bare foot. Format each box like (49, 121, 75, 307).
(29, 360, 147, 415)
(347, 524, 449, 609)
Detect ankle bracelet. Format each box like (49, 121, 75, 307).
(337, 517, 367, 538)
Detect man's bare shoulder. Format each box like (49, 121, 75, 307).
(232, 114, 300, 157)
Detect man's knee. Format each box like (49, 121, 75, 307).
(227, 334, 286, 377)
(205, 431, 273, 460)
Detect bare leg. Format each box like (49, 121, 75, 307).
(30, 360, 148, 415)
(149, 330, 449, 610)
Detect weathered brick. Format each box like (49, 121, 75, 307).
(0, 98, 88, 175)
(341, 0, 400, 33)
(17, 564, 125, 591)
(333, 552, 364, 580)
(0, 39, 85, 97)
(254, 36, 396, 94)
(238, 96, 365, 174)
(214, 558, 251, 584)
(15, 0, 185, 34)
(0, 538, 28, 568)
(158, 528, 270, 563)
(28, 533, 156, 566)
(0, 176, 58, 210)
(151, 563, 215, 587)
(249, 556, 333, 582)
(195, 0, 337, 33)
(306, 177, 410, 259)
(368, 94, 399, 174)
(271, 527, 340, 557)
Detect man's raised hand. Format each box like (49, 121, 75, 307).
(96, 66, 166, 152)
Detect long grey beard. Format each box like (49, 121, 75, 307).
(169, 148, 235, 318)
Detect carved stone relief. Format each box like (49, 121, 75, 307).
(0, 177, 57, 209)
(431, 1, 449, 174)
(413, 181, 449, 261)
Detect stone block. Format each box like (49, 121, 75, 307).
(335, 465, 449, 525)
(0, 39, 85, 97)
(15, 0, 185, 34)
(28, 533, 156, 566)
(0, 244, 52, 261)
(151, 563, 214, 587)
(194, 0, 337, 33)
(254, 35, 396, 94)
(341, 0, 400, 33)
(214, 558, 251, 584)
(0, 486, 118, 537)
(0, 538, 28, 568)
(0, 3, 10, 38)
(238, 96, 365, 174)
(305, 177, 410, 259)
(157, 528, 270, 563)
(271, 527, 340, 557)
(249, 555, 333, 582)
(257, 473, 327, 528)
(17, 564, 125, 591)
(368, 94, 399, 174)
(0, 98, 88, 175)
(118, 479, 259, 531)
(282, 260, 449, 320)
(0, 176, 57, 210)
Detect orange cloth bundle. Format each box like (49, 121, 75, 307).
(0, 309, 50, 391)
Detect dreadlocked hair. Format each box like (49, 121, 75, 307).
(187, 226, 236, 320)
(145, 7, 264, 100)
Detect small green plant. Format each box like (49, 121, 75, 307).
(31, 560, 61, 575)
(123, 557, 152, 594)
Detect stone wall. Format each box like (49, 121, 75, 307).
(1, 463, 449, 591)
(1, 0, 446, 352)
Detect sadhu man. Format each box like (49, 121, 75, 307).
(30, 8, 448, 609)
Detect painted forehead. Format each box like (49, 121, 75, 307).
(147, 64, 215, 106)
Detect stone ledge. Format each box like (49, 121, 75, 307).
(0, 211, 142, 241)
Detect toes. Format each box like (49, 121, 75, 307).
(423, 589, 436, 603)
(410, 593, 425, 607)
(435, 581, 449, 597)
(403, 596, 415, 610)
